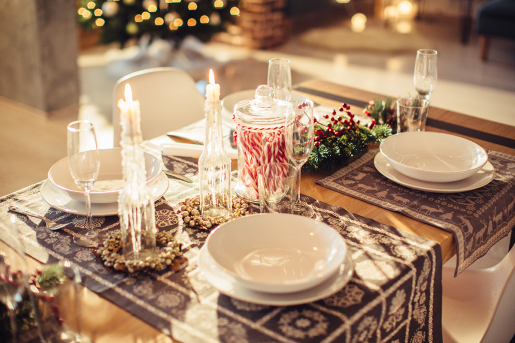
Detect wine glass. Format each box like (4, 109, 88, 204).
(0, 215, 42, 343)
(267, 58, 292, 101)
(286, 101, 314, 216)
(67, 120, 100, 247)
(414, 49, 437, 100)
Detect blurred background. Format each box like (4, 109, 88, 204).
(1, 0, 514, 196)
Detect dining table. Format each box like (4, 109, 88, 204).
(1, 79, 514, 343)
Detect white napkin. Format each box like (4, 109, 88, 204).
(161, 143, 238, 160)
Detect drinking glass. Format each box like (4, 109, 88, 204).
(257, 163, 298, 214)
(414, 49, 437, 100)
(396, 97, 430, 132)
(286, 101, 315, 216)
(267, 58, 292, 101)
(67, 120, 100, 247)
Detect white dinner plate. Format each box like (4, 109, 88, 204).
(379, 132, 488, 183)
(221, 90, 312, 129)
(41, 172, 169, 216)
(205, 214, 347, 294)
(48, 148, 162, 204)
(198, 245, 353, 306)
(374, 153, 495, 193)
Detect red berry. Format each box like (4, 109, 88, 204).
(324, 114, 329, 119)
(338, 117, 342, 121)
(357, 120, 360, 124)
(327, 123, 332, 129)
(313, 118, 317, 123)
(315, 142, 320, 147)
(332, 110, 336, 115)
(298, 105, 302, 109)
(339, 107, 344, 112)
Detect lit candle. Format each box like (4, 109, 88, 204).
(206, 69, 220, 103)
(117, 84, 140, 137)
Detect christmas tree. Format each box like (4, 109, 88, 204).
(77, 0, 240, 48)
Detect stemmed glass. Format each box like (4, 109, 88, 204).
(0, 215, 43, 343)
(67, 120, 100, 247)
(414, 49, 437, 100)
(286, 101, 314, 216)
(267, 58, 292, 101)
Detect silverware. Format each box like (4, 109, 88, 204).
(167, 134, 204, 145)
(162, 169, 193, 183)
(8, 205, 68, 231)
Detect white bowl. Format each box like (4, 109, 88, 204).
(205, 214, 347, 294)
(48, 148, 162, 204)
(380, 132, 488, 183)
(221, 90, 311, 129)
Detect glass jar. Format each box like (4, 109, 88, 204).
(233, 85, 293, 202)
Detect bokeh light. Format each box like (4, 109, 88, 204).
(94, 8, 103, 16)
(142, 11, 151, 20)
(87, 1, 96, 9)
(351, 13, 367, 32)
(95, 18, 105, 26)
(174, 18, 183, 26)
(200, 15, 209, 23)
(187, 18, 197, 26)
(155, 17, 164, 25)
(397, 1, 413, 15)
(188, 2, 197, 10)
(230, 7, 240, 15)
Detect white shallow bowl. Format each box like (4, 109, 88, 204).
(48, 148, 162, 204)
(380, 132, 488, 183)
(221, 90, 311, 129)
(205, 214, 347, 294)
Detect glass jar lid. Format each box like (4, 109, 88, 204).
(233, 85, 292, 128)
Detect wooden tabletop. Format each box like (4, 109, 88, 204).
(19, 80, 515, 343)
(295, 79, 515, 264)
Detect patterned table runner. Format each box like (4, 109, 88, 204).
(317, 149, 515, 275)
(0, 156, 442, 343)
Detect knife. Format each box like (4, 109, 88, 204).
(162, 169, 193, 183)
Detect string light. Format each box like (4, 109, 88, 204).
(148, 4, 157, 12)
(174, 18, 183, 26)
(230, 7, 240, 15)
(142, 11, 151, 20)
(397, 1, 413, 15)
(82, 10, 92, 19)
(214, 0, 224, 8)
(187, 18, 196, 26)
(188, 2, 197, 10)
(155, 17, 164, 25)
(135, 14, 143, 22)
(351, 13, 367, 32)
(95, 18, 105, 26)
(200, 15, 209, 23)
(87, 1, 96, 9)
(94, 8, 103, 16)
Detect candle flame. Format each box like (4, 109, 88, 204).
(209, 69, 215, 85)
(124, 84, 133, 102)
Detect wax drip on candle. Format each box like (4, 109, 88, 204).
(206, 69, 220, 102)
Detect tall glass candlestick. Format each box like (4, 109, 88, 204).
(199, 70, 232, 219)
(117, 84, 156, 263)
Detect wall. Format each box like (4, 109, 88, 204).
(0, 0, 80, 114)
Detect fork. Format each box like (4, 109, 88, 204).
(8, 205, 68, 231)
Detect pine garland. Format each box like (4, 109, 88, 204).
(304, 103, 392, 174)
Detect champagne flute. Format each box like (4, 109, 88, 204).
(286, 101, 314, 216)
(67, 120, 100, 247)
(267, 58, 292, 101)
(414, 49, 437, 100)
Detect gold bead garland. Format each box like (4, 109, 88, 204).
(178, 195, 252, 230)
(94, 230, 185, 274)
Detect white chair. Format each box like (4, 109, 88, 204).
(112, 67, 205, 147)
(442, 239, 515, 343)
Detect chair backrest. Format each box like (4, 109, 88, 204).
(481, 244, 515, 343)
(112, 67, 205, 147)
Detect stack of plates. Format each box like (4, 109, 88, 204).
(376, 132, 494, 193)
(199, 214, 353, 306)
(42, 148, 169, 216)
